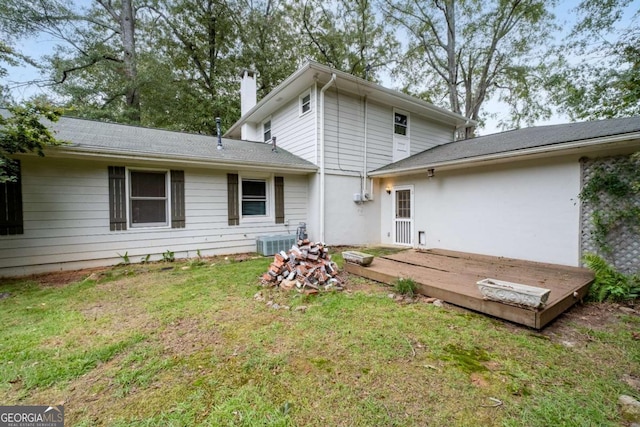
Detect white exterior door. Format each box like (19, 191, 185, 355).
(393, 110, 410, 162)
(393, 186, 413, 246)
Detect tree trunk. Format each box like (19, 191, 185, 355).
(120, 0, 140, 123)
(444, 0, 458, 115)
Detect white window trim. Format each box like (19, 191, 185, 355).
(393, 109, 410, 138)
(126, 167, 172, 229)
(299, 90, 312, 117)
(263, 117, 272, 142)
(239, 173, 274, 223)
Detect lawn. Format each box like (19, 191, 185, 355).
(0, 249, 638, 426)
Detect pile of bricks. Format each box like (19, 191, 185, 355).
(262, 240, 342, 291)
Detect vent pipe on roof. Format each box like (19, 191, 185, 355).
(272, 136, 278, 153)
(216, 117, 223, 150)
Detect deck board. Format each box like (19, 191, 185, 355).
(344, 249, 594, 329)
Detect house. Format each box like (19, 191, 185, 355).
(369, 119, 640, 270)
(1, 60, 639, 277)
(0, 116, 317, 277)
(224, 63, 472, 245)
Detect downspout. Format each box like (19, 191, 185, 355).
(363, 94, 368, 199)
(319, 73, 336, 243)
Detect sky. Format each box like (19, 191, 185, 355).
(2, 0, 638, 136)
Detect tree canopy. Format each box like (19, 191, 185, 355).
(1, 0, 638, 136)
(549, 0, 640, 120)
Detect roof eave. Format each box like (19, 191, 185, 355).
(225, 62, 316, 138)
(39, 146, 318, 174)
(368, 132, 640, 178)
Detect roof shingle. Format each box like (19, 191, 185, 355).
(1, 110, 317, 171)
(372, 116, 640, 174)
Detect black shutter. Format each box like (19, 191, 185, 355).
(274, 176, 285, 224)
(108, 166, 127, 231)
(0, 160, 24, 235)
(171, 170, 185, 228)
(227, 173, 239, 226)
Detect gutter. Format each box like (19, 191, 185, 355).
(368, 132, 640, 178)
(319, 73, 337, 243)
(225, 60, 473, 137)
(225, 62, 314, 138)
(42, 147, 318, 174)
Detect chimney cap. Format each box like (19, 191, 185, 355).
(240, 69, 257, 78)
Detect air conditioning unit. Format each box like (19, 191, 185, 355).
(256, 235, 296, 256)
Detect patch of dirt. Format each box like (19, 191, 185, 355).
(27, 267, 109, 287)
(159, 317, 222, 356)
(540, 301, 630, 346)
(470, 372, 489, 388)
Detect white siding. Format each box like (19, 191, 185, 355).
(411, 117, 453, 154)
(324, 95, 456, 173)
(270, 86, 317, 164)
(324, 89, 365, 172)
(0, 157, 308, 276)
(365, 101, 394, 170)
(379, 156, 582, 266)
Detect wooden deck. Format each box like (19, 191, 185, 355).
(344, 249, 594, 329)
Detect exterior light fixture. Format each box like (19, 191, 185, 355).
(427, 168, 435, 178)
(386, 185, 392, 194)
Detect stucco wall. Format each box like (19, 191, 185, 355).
(380, 156, 583, 266)
(323, 173, 380, 245)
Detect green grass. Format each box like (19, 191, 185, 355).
(0, 250, 637, 426)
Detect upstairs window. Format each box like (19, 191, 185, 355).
(394, 112, 408, 136)
(242, 179, 267, 216)
(263, 119, 272, 142)
(300, 91, 311, 115)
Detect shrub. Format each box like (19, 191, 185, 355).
(583, 253, 640, 302)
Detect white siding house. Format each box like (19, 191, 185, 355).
(3, 60, 639, 276)
(225, 61, 470, 246)
(0, 115, 316, 277)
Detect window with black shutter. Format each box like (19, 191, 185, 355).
(109, 167, 185, 230)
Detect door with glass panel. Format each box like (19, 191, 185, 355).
(393, 186, 413, 245)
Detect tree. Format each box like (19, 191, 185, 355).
(384, 0, 557, 138)
(142, 0, 242, 133)
(548, 0, 639, 120)
(299, 0, 400, 80)
(0, 41, 21, 103)
(0, 0, 145, 123)
(0, 102, 65, 183)
(235, 0, 303, 98)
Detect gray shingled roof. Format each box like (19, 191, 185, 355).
(1, 110, 316, 171)
(372, 116, 640, 175)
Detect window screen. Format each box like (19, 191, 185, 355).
(242, 179, 267, 216)
(301, 93, 311, 114)
(130, 171, 167, 226)
(263, 120, 272, 142)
